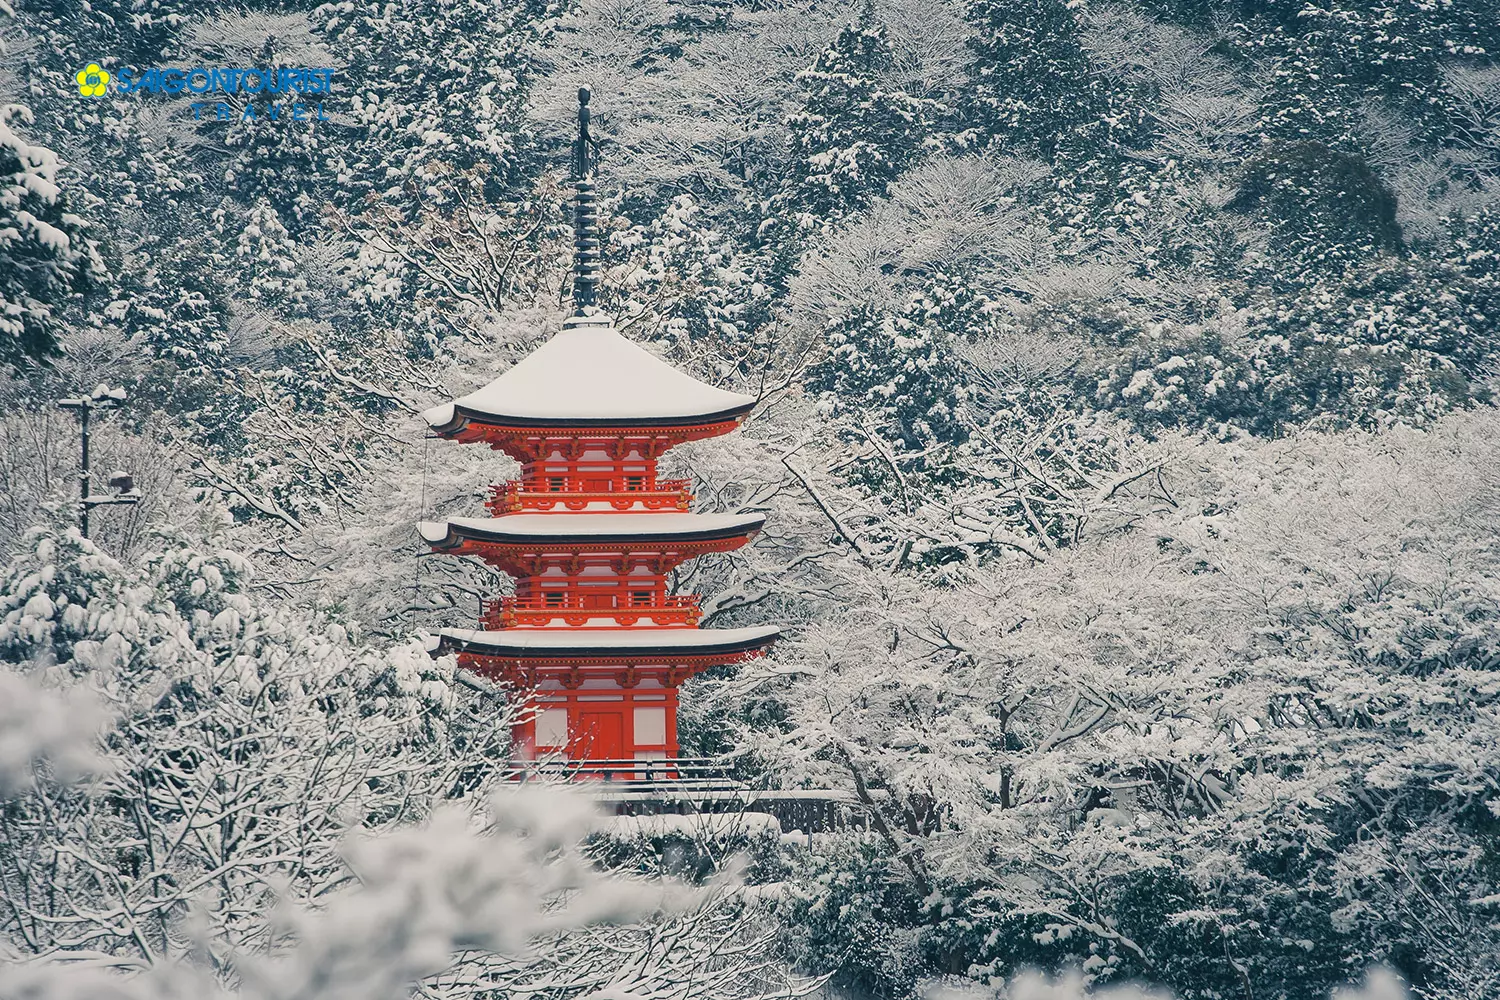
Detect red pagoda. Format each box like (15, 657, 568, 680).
(420, 88, 777, 772)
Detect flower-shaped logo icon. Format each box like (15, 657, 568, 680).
(75, 63, 110, 97)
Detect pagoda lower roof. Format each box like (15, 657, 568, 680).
(419, 512, 765, 549)
(423, 312, 757, 434)
(429, 625, 780, 659)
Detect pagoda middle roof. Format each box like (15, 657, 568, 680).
(418, 512, 765, 548)
(423, 311, 758, 433)
(429, 624, 781, 659)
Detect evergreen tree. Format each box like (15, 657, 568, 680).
(964, 0, 1095, 157)
(321, 0, 542, 210)
(0, 108, 92, 369)
(230, 198, 310, 313)
(1245, 0, 1500, 148)
(1231, 140, 1402, 278)
(806, 286, 970, 452)
(785, 21, 930, 222)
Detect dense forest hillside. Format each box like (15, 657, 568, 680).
(1, 1, 1498, 998)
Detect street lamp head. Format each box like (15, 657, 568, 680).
(62, 386, 128, 412)
(84, 470, 141, 509)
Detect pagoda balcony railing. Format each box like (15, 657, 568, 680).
(482, 594, 701, 628)
(487, 479, 693, 514)
(507, 757, 736, 786)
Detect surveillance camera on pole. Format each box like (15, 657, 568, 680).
(57, 384, 140, 538)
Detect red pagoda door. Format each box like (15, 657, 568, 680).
(572, 710, 625, 762)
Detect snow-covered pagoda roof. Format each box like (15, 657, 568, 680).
(423, 312, 758, 434)
(430, 624, 780, 659)
(419, 512, 765, 549)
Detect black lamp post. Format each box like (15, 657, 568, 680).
(57, 384, 140, 538)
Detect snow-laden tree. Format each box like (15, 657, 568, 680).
(1079, 7, 1262, 172)
(791, 154, 1054, 327)
(0, 409, 191, 565)
(529, 0, 832, 210)
(874, 0, 968, 102)
(0, 779, 808, 1000)
(0, 525, 478, 965)
(723, 409, 1500, 999)
(230, 200, 310, 313)
(319, 0, 539, 207)
(963, 0, 1097, 158)
(783, 20, 931, 224)
(0, 104, 92, 368)
(1244, 0, 1499, 151)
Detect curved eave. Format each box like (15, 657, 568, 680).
(429, 625, 780, 661)
(424, 398, 758, 438)
(419, 514, 766, 551)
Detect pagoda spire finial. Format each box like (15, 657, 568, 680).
(571, 86, 601, 315)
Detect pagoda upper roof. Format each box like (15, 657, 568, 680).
(423, 311, 758, 434)
(429, 624, 780, 659)
(419, 512, 765, 549)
